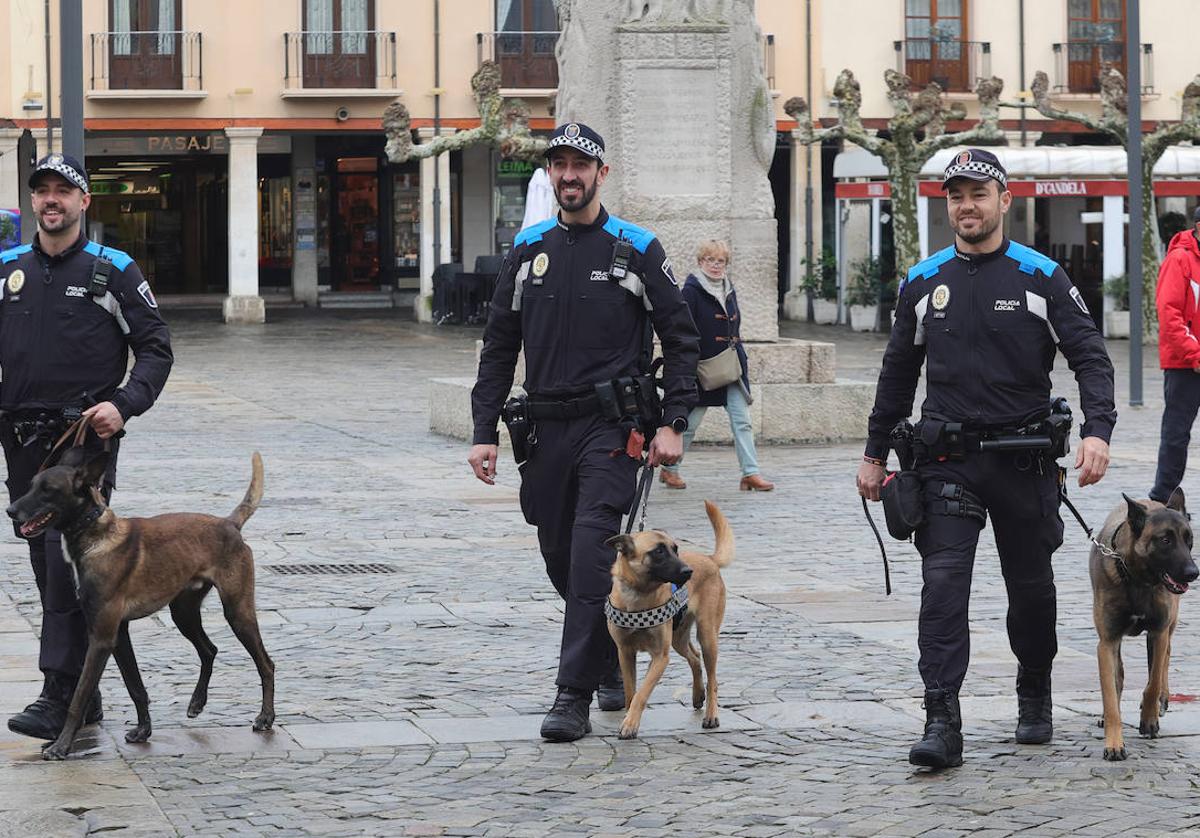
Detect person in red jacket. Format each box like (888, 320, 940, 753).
(1150, 207, 1200, 502)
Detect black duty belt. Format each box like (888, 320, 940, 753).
(525, 393, 602, 421)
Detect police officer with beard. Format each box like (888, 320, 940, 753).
(857, 149, 1115, 769)
(469, 123, 699, 742)
(1, 154, 172, 741)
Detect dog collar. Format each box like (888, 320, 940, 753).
(1095, 522, 1139, 586)
(62, 503, 104, 538)
(605, 585, 689, 630)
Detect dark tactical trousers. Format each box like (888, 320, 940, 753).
(0, 423, 118, 677)
(913, 452, 1064, 693)
(518, 414, 640, 692)
(1150, 368, 1200, 502)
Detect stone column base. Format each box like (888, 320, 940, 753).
(223, 295, 266, 324)
(414, 292, 433, 323)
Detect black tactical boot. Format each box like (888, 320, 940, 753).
(1015, 665, 1053, 745)
(597, 666, 625, 712)
(7, 674, 103, 741)
(540, 687, 592, 742)
(909, 688, 963, 769)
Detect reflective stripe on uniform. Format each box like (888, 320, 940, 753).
(510, 261, 531, 312)
(1024, 291, 1059, 344)
(92, 291, 131, 335)
(913, 294, 930, 346)
(617, 271, 653, 312)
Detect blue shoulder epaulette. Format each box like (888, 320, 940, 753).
(513, 217, 558, 248)
(83, 240, 134, 271)
(602, 214, 656, 254)
(0, 244, 32, 265)
(1004, 240, 1058, 277)
(906, 246, 957, 284)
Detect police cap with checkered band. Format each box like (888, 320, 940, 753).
(544, 122, 605, 164)
(942, 148, 1007, 191)
(29, 153, 90, 194)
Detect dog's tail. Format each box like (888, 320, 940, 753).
(228, 452, 264, 530)
(704, 500, 734, 567)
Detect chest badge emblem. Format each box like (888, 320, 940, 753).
(931, 283, 950, 311)
(6, 269, 25, 295)
(532, 252, 550, 278)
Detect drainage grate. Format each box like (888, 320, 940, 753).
(266, 563, 397, 575)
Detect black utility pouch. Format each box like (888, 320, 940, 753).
(882, 470, 925, 540)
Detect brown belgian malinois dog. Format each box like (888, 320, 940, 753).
(605, 500, 733, 739)
(6, 450, 274, 760)
(1090, 489, 1197, 761)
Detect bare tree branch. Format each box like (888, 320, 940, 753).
(384, 61, 547, 163)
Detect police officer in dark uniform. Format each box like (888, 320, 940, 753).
(1, 153, 173, 740)
(856, 149, 1115, 769)
(469, 123, 699, 742)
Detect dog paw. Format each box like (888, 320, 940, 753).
(702, 716, 720, 730)
(252, 712, 275, 732)
(1102, 746, 1127, 761)
(41, 741, 71, 761)
(125, 724, 152, 744)
(692, 692, 705, 710)
(1139, 720, 1160, 739)
(617, 725, 639, 740)
(1159, 695, 1170, 715)
(187, 696, 207, 718)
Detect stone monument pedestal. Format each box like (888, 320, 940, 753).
(428, 339, 874, 448)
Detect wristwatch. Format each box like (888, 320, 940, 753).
(669, 417, 688, 434)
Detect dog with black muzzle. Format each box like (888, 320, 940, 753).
(604, 500, 732, 739)
(7, 450, 274, 760)
(1090, 488, 1198, 761)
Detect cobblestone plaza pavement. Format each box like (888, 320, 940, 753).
(0, 313, 1199, 837)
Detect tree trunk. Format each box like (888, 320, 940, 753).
(1140, 160, 1161, 336)
(890, 164, 921, 279)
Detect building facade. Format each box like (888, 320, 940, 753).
(817, 0, 1200, 334)
(1, 1, 1194, 328)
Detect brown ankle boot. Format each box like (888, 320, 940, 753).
(660, 470, 687, 490)
(739, 474, 775, 492)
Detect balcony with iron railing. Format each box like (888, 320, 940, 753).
(477, 31, 559, 93)
(88, 31, 204, 97)
(894, 39, 991, 93)
(283, 30, 399, 97)
(1052, 41, 1154, 94)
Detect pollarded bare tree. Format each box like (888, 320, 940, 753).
(383, 61, 547, 164)
(1030, 68, 1200, 332)
(785, 69, 1005, 283)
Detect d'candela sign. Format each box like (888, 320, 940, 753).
(1034, 181, 1088, 196)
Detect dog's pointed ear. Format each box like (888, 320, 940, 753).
(1123, 493, 1147, 534)
(606, 534, 636, 556)
(75, 451, 110, 493)
(1167, 486, 1188, 516)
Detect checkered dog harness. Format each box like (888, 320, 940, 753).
(605, 585, 689, 630)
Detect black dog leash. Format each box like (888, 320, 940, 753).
(625, 460, 655, 534)
(861, 496, 892, 596)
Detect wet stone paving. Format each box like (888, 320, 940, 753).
(0, 313, 1198, 836)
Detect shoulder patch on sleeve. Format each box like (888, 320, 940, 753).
(0, 244, 32, 265)
(906, 246, 957, 283)
(136, 280, 158, 309)
(514, 217, 558, 248)
(1003, 240, 1059, 277)
(601, 214, 656, 254)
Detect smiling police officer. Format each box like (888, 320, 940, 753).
(1, 153, 173, 741)
(469, 123, 699, 742)
(856, 149, 1116, 769)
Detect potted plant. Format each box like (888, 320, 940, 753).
(847, 256, 884, 331)
(1103, 274, 1129, 339)
(802, 251, 840, 324)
